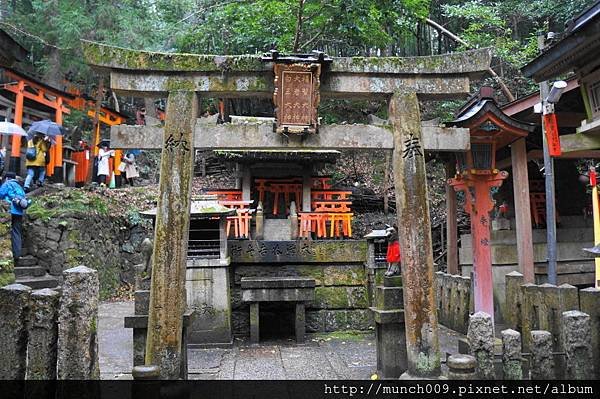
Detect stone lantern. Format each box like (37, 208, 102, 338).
(140, 195, 236, 347)
(364, 229, 389, 305)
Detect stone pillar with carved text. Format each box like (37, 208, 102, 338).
(145, 89, 197, 379)
(389, 92, 441, 379)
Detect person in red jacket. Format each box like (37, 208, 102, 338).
(385, 224, 401, 277)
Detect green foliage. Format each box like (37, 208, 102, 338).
(176, 0, 431, 55)
(441, 0, 597, 67)
(442, 1, 538, 66)
(63, 109, 87, 131)
(27, 189, 108, 221)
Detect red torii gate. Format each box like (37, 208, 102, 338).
(2, 68, 128, 181)
(3, 68, 71, 176)
(65, 87, 128, 182)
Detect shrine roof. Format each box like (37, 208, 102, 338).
(82, 40, 492, 76)
(445, 87, 535, 148)
(447, 92, 535, 133)
(521, 0, 600, 82)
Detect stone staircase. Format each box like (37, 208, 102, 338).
(14, 255, 59, 289)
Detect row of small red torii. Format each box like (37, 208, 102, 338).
(2, 68, 127, 181)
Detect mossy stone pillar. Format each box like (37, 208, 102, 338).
(56, 266, 100, 380)
(389, 92, 441, 379)
(26, 288, 61, 380)
(0, 283, 31, 379)
(146, 89, 197, 379)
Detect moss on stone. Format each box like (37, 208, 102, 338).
(296, 266, 324, 286)
(331, 48, 492, 74)
(415, 351, 441, 376)
(90, 317, 97, 334)
(314, 286, 350, 309)
(0, 271, 15, 287)
(313, 330, 370, 341)
(165, 78, 196, 91)
(82, 40, 266, 72)
(27, 189, 109, 221)
(323, 265, 366, 286)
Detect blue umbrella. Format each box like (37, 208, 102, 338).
(27, 119, 65, 140)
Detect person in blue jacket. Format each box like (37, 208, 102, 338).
(0, 172, 30, 266)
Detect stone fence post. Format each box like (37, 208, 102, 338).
(579, 287, 599, 379)
(57, 266, 100, 380)
(447, 354, 477, 380)
(504, 271, 523, 330)
(501, 329, 522, 380)
(467, 311, 495, 379)
(562, 310, 594, 380)
(530, 330, 554, 379)
(26, 288, 61, 380)
(0, 283, 31, 379)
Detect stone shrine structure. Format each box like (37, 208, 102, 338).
(83, 40, 492, 379)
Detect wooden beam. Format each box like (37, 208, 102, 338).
(4, 83, 70, 114)
(559, 132, 600, 153)
(0, 94, 53, 120)
(511, 138, 534, 283)
(497, 148, 600, 170)
(87, 109, 126, 126)
(445, 162, 458, 275)
(110, 122, 470, 152)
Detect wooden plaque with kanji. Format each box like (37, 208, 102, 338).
(273, 63, 321, 134)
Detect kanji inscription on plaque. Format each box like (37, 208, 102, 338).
(281, 71, 312, 125)
(273, 63, 321, 134)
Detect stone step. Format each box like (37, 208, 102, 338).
(16, 274, 59, 290)
(14, 265, 46, 278)
(17, 255, 38, 267)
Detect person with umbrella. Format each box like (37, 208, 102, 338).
(24, 132, 50, 192)
(0, 121, 27, 174)
(24, 120, 63, 191)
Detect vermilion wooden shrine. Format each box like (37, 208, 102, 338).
(446, 87, 535, 322)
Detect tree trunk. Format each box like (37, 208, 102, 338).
(424, 18, 515, 102)
(292, 0, 305, 52)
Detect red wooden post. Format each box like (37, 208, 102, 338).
(53, 97, 64, 181)
(450, 172, 507, 324)
(445, 161, 459, 275)
(10, 80, 25, 173)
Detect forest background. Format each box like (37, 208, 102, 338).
(0, 0, 595, 120)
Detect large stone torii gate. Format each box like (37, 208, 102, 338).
(83, 41, 491, 379)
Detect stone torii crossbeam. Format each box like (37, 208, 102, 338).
(83, 40, 491, 379)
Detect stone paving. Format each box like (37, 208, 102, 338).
(99, 301, 461, 380)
